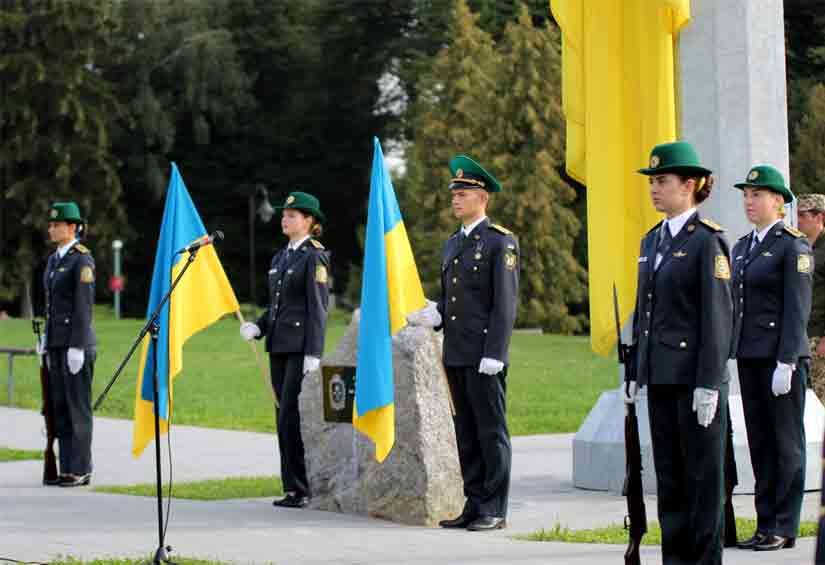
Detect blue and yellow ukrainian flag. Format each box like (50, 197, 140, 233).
(132, 163, 240, 457)
(353, 137, 426, 462)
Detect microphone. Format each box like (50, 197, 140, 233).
(175, 230, 224, 255)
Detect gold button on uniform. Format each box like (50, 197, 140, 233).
(679, 341, 687, 349)
(451, 315, 456, 321)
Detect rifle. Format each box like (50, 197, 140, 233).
(723, 408, 738, 547)
(613, 284, 646, 565)
(33, 320, 59, 485)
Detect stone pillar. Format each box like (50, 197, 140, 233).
(298, 310, 464, 525)
(574, 0, 824, 493)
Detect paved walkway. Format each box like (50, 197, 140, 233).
(0, 407, 819, 564)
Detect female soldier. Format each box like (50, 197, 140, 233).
(625, 141, 733, 565)
(43, 201, 97, 487)
(730, 165, 811, 551)
(240, 191, 330, 508)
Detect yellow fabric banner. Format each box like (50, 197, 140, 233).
(550, 0, 691, 356)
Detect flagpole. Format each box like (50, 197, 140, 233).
(234, 310, 278, 408)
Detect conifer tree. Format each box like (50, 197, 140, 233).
(791, 83, 825, 196)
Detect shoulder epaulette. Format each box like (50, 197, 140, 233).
(72, 244, 90, 254)
(489, 223, 512, 235)
(646, 221, 664, 235)
(700, 218, 725, 232)
(783, 225, 805, 238)
(738, 233, 750, 241)
(309, 239, 325, 250)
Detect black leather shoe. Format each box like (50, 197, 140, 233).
(753, 535, 796, 551)
(272, 494, 308, 508)
(44, 476, 63, 486)
(467, 516, 506, 531)
(737, 532, 767, 549)
(439, 512, 477, 529)
(59, 473, 91, 487)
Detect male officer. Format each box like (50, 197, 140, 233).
(797, 194, 825, 402)
(409, 155, 519, 532)
(42, 201, 96, 486)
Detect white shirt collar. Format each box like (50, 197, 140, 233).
(57, 239, 78, 259)
(663, 208, 697, 238)
(288, 235, 310, 251)
(752, 219, 783, 244)
(462, 216, 488, 237)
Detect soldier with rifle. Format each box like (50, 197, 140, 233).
(625, 141, 733, 565)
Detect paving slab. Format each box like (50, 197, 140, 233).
(0, 407, 819, 564)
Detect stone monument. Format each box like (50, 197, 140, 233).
(298, 310, 464, 526)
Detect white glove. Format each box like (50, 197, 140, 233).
(303, 356, 320, 375)
(406, 303, 442, 328)
(35, 335, 46, 356)
(478, 357, 504, 375)
(692, 387, 719, 428)
(622, 381, 638, 404)
(771, 362, 794, 397)
(67, 348, 85, 375)
(240, 322, 261, 341)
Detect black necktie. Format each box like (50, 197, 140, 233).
(658, 224, 673, 256)
(748, 234, 759, 256)
(458, 231, 467, 247)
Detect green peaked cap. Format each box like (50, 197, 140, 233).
(733, 165, 794, 203)
(48, 201, 83, 223)
(637, 141, 712, 177)
(275, 191, 325, 223)
(448, 155, 502, 193)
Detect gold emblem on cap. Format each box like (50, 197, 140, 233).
(650, 155, 661, 168)
(748, 170, 759, 181)
(50, 209, 58, 219)
(456, 169, 464, 178)
(286, 195, 295, 205)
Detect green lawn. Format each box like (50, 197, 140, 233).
(52, 558, 227, 565)
(519, 518, 818, 544)
(94, 475, 283, 501)
(0, 446, 42, 462)
(0, 307, 616, 436)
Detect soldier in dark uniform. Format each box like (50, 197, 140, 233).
(410, 155, 519, 532)
(730, 165, 811, 551)
(625, 141, 733, 565)
(797, 194, 825, 403)
(42, 201, 96, 487)
(240, 191, 330, 509)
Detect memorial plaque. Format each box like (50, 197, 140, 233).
(322, 365, 355, 423)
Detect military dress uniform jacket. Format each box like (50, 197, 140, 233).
(633, 213, 733, 388)
(730, 222, 813, 362)
(436, 218, 519, 367)
(44, 243, 96, 350)
(256, 238, 330, 356)
(807, 234, 825, 338)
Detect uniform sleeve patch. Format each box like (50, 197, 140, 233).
(504, 251, 518, 271)
(80, 266, 95, 283)
(315, 264, 328, 284)
(798, 254, 812, 273)
(714, 255, 731, 279)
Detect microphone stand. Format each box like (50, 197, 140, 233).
(94, 247, 202, 565)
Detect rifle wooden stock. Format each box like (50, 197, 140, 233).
(723, 407, 738, 547)
(39, 359, 58, 484)
(623, 402, 647, 565)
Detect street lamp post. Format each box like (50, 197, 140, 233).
(248, 184, 274, 306)
(112, 239, 124, 319)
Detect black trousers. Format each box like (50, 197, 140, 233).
(738, 358, 806, 537)
(47, 348, 94, 476)
(445, 366, 511, 518)
(269, 353, 309, 497)
(647, 384, 727, 565)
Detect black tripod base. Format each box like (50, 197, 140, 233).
(150, 544, 176, 565)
